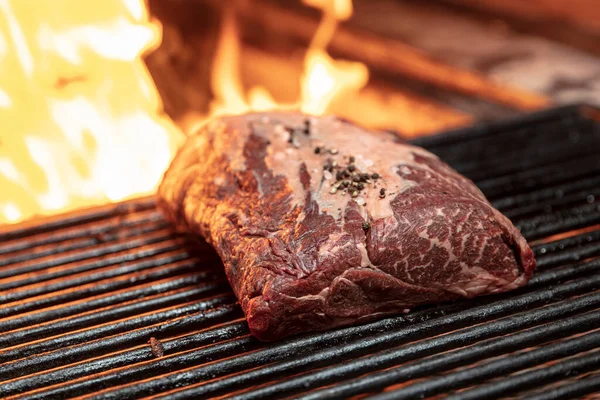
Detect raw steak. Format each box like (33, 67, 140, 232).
(158, 112, 535, 341)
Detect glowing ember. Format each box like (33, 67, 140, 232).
(0, 0, 182, 224)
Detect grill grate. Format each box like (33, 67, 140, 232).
(1, 104, 600, 399)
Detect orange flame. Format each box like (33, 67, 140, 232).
(300, 0, 367, 115)
(203, 0, 367, 123)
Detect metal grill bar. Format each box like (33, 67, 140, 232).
(0, 294, 235, 364)
(415, 107, 599, 183)
(0, 284, 226, 345)
(0, 228, 181, 282)
(0, 197, 156, 242)
(0, 253, 198, 303)
(452, 124, 598, 178)
(446, 351, 600, 400)
(492, 175, 600, 212)
(370, 332, 600, 400)
(0, 260, 201, 318)
(410, 104, 584, 149)
(534, 234, 600, 270)
(0, 247, 200, 304)
(0, 274, 214, 332)
(287, 311, 600, 400)
(518, 203, 600, 240)
(0, 325, 255, 398)
(502, 188, 600, 220)
(0, 209, 163, 262)
(522, 373, 600, 400)
(527, 258, 600, 288)
(456, 129, 598, 182)
(478, 157, 600, 200)
(533, 228, 600, 258)
(0, 308, 244, 382)
(0, 105, 598, 399)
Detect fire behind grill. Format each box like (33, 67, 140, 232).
(1, 104, 600, 400)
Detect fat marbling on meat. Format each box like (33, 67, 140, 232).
(158, 112, 536, 341)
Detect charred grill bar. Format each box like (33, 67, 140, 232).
(0, 104, 599, 399)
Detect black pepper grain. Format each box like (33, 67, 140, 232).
(314, 146, 321, 154)
(336, 171, 345, 181)
(379, 188, 386, 198)
(349, 156, 355, 163)
(371, 173, 380, 180)
(357, 183, 365, 190)
(285, 126, 295, 143)
(348, 164, 356, 172)
(362, 222, 370, 231)
(303, 119, 310, 135)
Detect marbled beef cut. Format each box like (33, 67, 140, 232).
(158, 112, 536, 341)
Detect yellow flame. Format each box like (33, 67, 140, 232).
(298, 0, 368, 115)
(206, 0, 367, 120)
(0, 0, 182, 224)
(206, 6, 282, 118)
(303, 0, 353, 21)
(208, 7, 249, 117)
(301, 49, 368, 115)
(248, 87, 278, 112)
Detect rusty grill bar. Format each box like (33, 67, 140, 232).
(0, 104, 599, 399)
